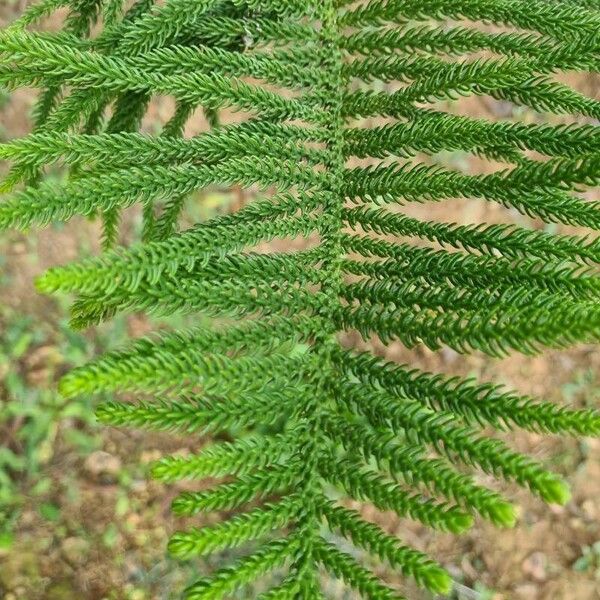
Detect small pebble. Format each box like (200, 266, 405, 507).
(522, 552, 547, 582)
(84, 451, 122, 483)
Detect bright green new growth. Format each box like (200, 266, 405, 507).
(2, 0, 600, 597)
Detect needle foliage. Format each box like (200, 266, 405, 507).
(2, 0, 600, 598)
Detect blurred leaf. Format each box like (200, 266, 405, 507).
(63, 428, 100, 453)
(0, 530, 14, 551)
(102, 523, 120, 548)
(30, 477, 52, 496)
(116, 494, 130, 517)
(0, 447, 25, 470)
(39, 502, 61, 522)
(11, 332, 33, 359)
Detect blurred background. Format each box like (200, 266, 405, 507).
(1, 1, 599, 598)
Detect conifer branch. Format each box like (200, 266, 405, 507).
(3, 0, 600, 597)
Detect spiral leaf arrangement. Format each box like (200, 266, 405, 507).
(2, 0, 600, 598)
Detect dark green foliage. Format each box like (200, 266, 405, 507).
(2, 0, 600, 598)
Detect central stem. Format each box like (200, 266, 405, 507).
(294, 1, 347, 596)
